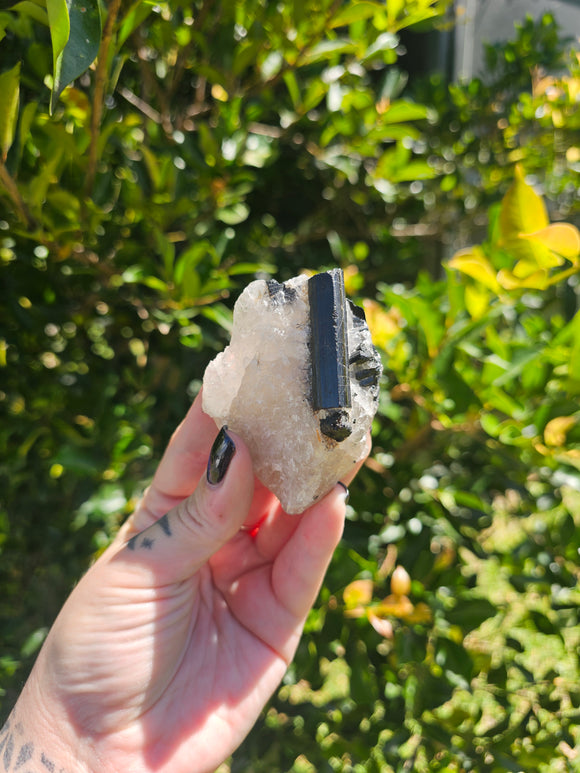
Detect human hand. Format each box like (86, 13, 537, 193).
(4, 391, 368, 773)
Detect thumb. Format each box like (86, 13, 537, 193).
(116, 427, 254, 584)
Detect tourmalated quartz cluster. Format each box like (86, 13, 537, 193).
(202, 268, 382, 513)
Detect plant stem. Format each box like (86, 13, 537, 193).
(84, 0, 123, 198)
(0, 160, 34, 227)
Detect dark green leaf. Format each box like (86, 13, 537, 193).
(446, 598, 497, 630)
(51, 0, 101, 111)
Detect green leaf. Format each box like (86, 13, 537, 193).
(50, 0, 101, 112)
(0, 61, 20, 160)
(117, 0, 154, 50)
(216, 202, 249, 225)
(329, 1, 384, 28)
(300, 39, 357, 65)
(361, 31, 398, 62)
(381, 100, 428, 124)
(9, 1, 48, 24)
(200, 303, 233, 333)
(46, 0, 70, 108)
(283, 71, 300, 110)
(446, 597, 497, 630)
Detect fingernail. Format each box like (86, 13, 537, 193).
(207, 426, 236, 485)
(337, 481, 350, 504)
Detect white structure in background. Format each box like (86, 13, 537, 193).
(454, 0, 580, 81)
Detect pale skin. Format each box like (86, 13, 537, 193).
(1, 391, 368, 773)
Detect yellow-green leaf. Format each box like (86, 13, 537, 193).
(343, 579, 373, 609)
(520, 223, 580, 263)
(497, 267, 549, 290)
(0, 62, 20, 160)
(46, 0, 70, 112)
(499, 165, 549, 242)
(544, 415, 577, 447)
(465, 283, 490, 319)
(329, 1, 383, 28)
(447, 247, 500, 292)
(9, 1, 49, 25)
(374, 593, 414, 618)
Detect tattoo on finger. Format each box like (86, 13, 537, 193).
(126, 512, 173, 552)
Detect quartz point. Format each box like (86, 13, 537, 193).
(202, 269, 382, 514)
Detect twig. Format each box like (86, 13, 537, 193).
(0, 160, 35, 228)
(118, 86, 163, 124)
(84, 0, 123, 197)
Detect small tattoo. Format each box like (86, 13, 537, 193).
(127, 535, 138, 551)
(158, 514, 172, 537)
(14, 742, 33, 769)
(3, 732, 14, 770)
(141, 537, 154, 550)
(41, 752, 55, 772)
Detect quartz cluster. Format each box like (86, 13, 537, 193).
(202, 269, 382, 513)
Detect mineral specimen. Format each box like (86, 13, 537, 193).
(202, 268, 382, 513)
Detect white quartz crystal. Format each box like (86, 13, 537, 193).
(202, 273, 381, 513)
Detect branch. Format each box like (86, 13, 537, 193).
(0, 160, 35, 228)
(84, 0, 123, 197)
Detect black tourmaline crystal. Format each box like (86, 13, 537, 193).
(308, 269, 353, 442)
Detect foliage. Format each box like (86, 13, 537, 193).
(1, 2, 580, 771)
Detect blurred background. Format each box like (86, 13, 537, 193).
(1, 0, 579, 770)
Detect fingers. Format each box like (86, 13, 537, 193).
(271, 483, 349, 621)
(251, 430, 371, 560)
(114, 428, 254, 585)
(128, 390, 220, 533)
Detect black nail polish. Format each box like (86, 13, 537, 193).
(337, 481, 350, 504)
(207, 426, 236, 485)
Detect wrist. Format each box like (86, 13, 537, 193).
(1, 672, 92, 773)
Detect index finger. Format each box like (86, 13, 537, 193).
(130, 390, 219, 531)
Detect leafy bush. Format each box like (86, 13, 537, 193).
(1, 1, 580, 770)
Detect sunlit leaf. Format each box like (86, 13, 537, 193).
(544, 415, 576, 447)
(361, 299, 401, 350)
(520, 223, 580, 263)
(0, 62, 20, 160)
(343, 578, 373, 609)
(300, 39, 357, 65)
(499, 165, 550, 264)
(496, 267, 549, 290)
(554, 449, 580, 471)
(381, 100, 429, 123)
(447, 248, 500, 292)
(374, 593, 414, 618)
(464, 283, 490, 319)
(329, 1, 384, 28)
(216, 202, 250, 225)
(46, 0, 70, 110)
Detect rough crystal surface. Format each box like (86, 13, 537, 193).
(202, 272, 382, 513)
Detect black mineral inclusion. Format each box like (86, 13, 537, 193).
(308, 269, 353, 442)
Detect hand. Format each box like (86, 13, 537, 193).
(6, 391, 367, 773)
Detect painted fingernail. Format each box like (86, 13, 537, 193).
(207, 426, 236, 485)
(337, 481, 350, 504)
